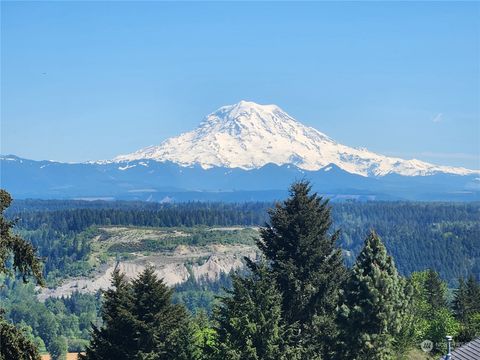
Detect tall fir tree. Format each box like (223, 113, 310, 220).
(0, 189, 43, 360)
(0, 315, 41, 360)
(454, 275, 480, 341)
(424, 269, 447, 310)
(338, 231, 411, 360)
(256, 181, 346, 358)
(131, 266, 195, 360)
(453, 278, 469, 323)
(0, 190, 43, 283)
(465, 275, 480, 314)
(80, 269, 139, 360)
(81, 266, 196, 360)
(213, 260, 301, 360)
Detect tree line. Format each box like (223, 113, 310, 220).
(1, 185, 480, 359)
(78, 183, 480, 360)
(8, 198, 479, 285)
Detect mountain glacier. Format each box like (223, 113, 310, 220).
(114, 101, 476, 177)
(2, 101, 478, 201)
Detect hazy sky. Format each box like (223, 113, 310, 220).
(1, 1, 479, 169)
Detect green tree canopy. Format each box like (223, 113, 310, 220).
(0, 190, 43, 284)
(131, 266, 195, 360)
(80, 269, 138, 360)
(454, 275, 480, 342)
(81, 266, 196, 360)
(0, 189, 43, 360)
(256, 181, 346, 357)
(48, 336, 67, 360)
(424, 268, 448, 309)
(213, 259, 301, 360)
(338, 231, 411, 360)
(408, 270, 460, 354)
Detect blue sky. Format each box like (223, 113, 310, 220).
(1, 1, 479, 169)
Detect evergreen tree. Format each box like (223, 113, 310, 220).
(48, 336, 67, 360)
(0, 189, 43, 360)
(131, 266, 195, 360)
(408, 270, 460, 353)
(80, 269, 138, 360)
(0, 190, 43, 283)
(256, 181, 346, 358)
(465, 275, 480, 314)
(190, 311, 216, 360)
(213, 260, 301, 360)
(454, 276, 480, 341)
(81, 267, 196, 360)
(338, 231, 410, 360)
(0, 315, 40, 360)
(405, 272, 435, 348)
(453, 278, 469, 323)
(424, 269, 447, 310)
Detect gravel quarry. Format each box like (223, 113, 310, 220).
(38, 226, 259, 300)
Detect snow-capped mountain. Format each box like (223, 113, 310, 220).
(2, 101, 478, 202)
(114, 101, 476, 177)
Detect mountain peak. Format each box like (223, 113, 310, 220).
(206, 101, 290, 128)
(199, 100, 302, 138)
(113, 102, 477, 177)
(227, 100, 279, 113)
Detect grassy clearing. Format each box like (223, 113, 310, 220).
(92, 226, 259, 254)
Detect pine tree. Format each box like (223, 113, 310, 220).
(81, 266, 196, 360)
(48, 336, 67, 360)
(0, 190, 43, 360)
(256, 181, 346, 357)
(0, 190, 43, 284)
(213, 260, 301, 360)
(424, 269, 447, 310)
(454, 276, 480, 341)
(453, 278, 469, 323)
(465, 275, 480, 314)
(0, 315, 40, 360)
(80, 269, 138, 360)
(338, 231, 410, 360)
(131, 266, 195, 360)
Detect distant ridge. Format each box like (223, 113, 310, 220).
(1, 154, 479, 201)
(2, 101, 479, 201)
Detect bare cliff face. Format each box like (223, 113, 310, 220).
(39, 228, 258, 300)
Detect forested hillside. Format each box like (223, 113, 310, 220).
(6, 199, 480, 285)
(2, 187, 480, 359)
(332, 202, 480, 283)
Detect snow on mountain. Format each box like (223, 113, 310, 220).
(113, 101, 477, 177)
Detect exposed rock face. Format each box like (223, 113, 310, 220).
(38, 244, 257, 301)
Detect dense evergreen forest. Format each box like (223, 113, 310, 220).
(6, 199, 480, 285)
(1, 189, 480, 359)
